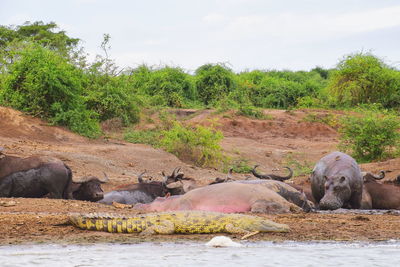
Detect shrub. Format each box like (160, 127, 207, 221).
(236, 105, 269, 120)
(84, 71, 140, 125)
(302, 112, 339, 129)
(339, 106, 400, 162)
(328, 52, 400, 108)
(141, 66, 195, 107)
(195, 63, 236, 105)
(160, 121, 225, 168)
(124, 129, 161, 146)
(228, 158, 253, 173)
(50, 103, 101, 138)
(0, 44, 100, 137)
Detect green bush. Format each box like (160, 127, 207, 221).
(0, 44, 100, 137)
(328, 52, 400, 108)
(160, 121, 225, 168)
(228, 158, 253, 173)
(124, 129, 161, 146)
(236, 105, 268, 120)
(236, 70, 325, 109)
(50, 103, 101, 138)
(84, 70, 140, 125)
(195, 63, 236, 105)
(139, 66, 196, 107)
(339, 106, 400, 162)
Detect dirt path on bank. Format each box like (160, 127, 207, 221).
(1, 106, 399, 245)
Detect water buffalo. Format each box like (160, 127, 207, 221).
(362, 172, 400, 209)
(0, 149, 106, 200)
(310, 151, 363, 210)
(163, 167, 198, 195)
(98, 171, 170, 205)
(361, 171, 385, 181)
(208, 169, 234, 185)
(0, 161, 72, 198)
(66, 174, 108, 202)
(251, 165, 293, 181)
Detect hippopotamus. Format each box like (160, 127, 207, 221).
(134, 182, 310, 214)
(310, 151, 363, 210)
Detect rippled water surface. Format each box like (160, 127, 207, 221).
(1, 240, 399, 267)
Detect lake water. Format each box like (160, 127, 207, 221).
(0, 240, 399, 267)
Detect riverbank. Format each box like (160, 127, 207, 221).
(0, 198, 399, 245)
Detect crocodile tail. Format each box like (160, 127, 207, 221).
(69, 214, 86, 229)
(69, 214, 145, 233)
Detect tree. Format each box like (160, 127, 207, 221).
(0, 21, 79, 55)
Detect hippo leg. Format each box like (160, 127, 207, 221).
(250, 200, 290, 214)
(348, 191, 362, 209)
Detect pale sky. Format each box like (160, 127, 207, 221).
(1, 0, 400, 72)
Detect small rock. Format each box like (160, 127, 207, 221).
(206, 236, 243, 247)
(112, 202, 133, 209)
(0, 200, 17, 207)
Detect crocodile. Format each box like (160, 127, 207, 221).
(69, 210, 290, 234)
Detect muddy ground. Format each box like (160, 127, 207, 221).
(0, 106, 399, 245)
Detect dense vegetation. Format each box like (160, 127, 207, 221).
(1, 21, 400, 164)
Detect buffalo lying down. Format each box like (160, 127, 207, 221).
(251, 165, 293, 181)
(0, 161, 71, 198)
(66, 174, 108, 202)
(0, 149, 106, 201)
(99, 167, 235, 205)
(362, 172, 400, 209)
(98, 171, 169, 205)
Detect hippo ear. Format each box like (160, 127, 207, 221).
(340, 176, 346, 183)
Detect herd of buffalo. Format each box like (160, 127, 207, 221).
(1, 147, 399, 213)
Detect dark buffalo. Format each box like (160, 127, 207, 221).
(66, 174, 108, 202)
(165, 167, 235, 192)
(251, 165, 293, 181)
(291, 183, 316, 205)
(362, 173, 400, 209)
(310, 151, 363, 210)
(163, 167, 198, 195)
(208, 169, 234, 185)
(0, 161, 71, 199)
(0, 149, 71, 198)
(98, 171, 170, 205)
(361, 171, 385, 181)
(0, 149, 106, 200)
